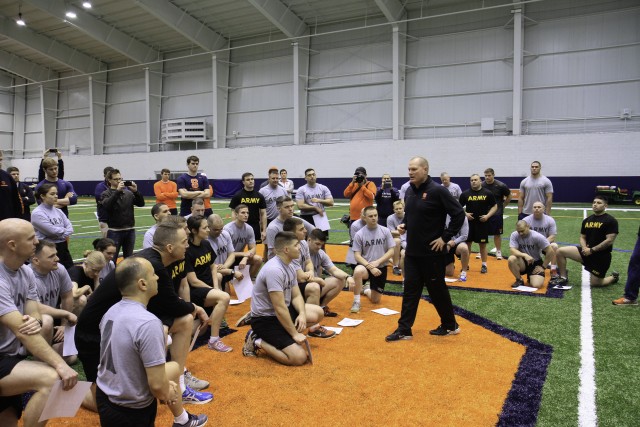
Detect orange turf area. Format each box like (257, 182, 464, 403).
(46, 292, 525, 427)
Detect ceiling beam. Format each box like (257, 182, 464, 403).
(135, 0, 227, 52)
(374, 0, 406, 22)
(247, 0, 308, 38)
(24, 0, 159, 64)
(0, 16, 105, 74)
(0, 49, 58, 83)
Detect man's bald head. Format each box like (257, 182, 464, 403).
(0, 219, 38, 264)
(0, 219, 34, 247)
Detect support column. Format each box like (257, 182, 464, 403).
(40, 81, 58, 150)
(512, 7, 524, 136)
(12, 78, 26, 158)
(212, 51, 230, 149)
(89, 73, 107, 155)
(292, 38, 310, 145)
(392, 23, 407, 141)
(145, 64, 163, 152)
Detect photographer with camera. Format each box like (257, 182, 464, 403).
(99, 169, 145, 259)
(343, 166, 376, 225)
(375, 173, 400, 227)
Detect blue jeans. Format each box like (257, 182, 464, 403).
(107, 229, 136, 259)
(623, 234, 640, 301)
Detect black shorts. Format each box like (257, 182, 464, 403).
(523, 259, 545, 278)
(97, 386, 157, 427)
(0, 355, 25, 420)
(190, 286, 211, 307)
(467, 220, 489, 243)
(249, 222, 262, 244)
(363, 266, 388, 294)
(221, 274, 233, 288)
(251, 305, 299, 350)
(445, 243, 462, 265)
(169, 208, 178, 216)
(487, 215, 504, 236)
(75, 329, 100, 382)
(579, 248, 612, 278)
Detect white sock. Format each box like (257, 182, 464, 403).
(166, 335, 172, 347)
(254, 338, 262, 348)
(209, 336, 219, 343)
(174, 410, 188, 425)
(482, 262, 487, 267)
(179, 374, 185, 393)
(354, 295, 361, 303)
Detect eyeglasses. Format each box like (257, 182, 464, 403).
(110, 177, 122, 181)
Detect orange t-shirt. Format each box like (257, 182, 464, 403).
(154, 180, 179, 209)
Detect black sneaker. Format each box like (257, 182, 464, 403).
(172, 412, 208, 427)
(235, 312, 253, 327)
(429, 324, 460, 336)
(511, 279, 524, 288)
(480, 265, 488, 274)
(385, 329, 413, 342)
(611, 271, 620, 284)
(323, 306, 337, 317)
(551, 276, 568, 287)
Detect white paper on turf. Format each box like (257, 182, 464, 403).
(62, 325, 77, 356)
(445, 278, 457, 283)
(38, 380, 92, 422)
(232, 267, 253, 301)
(337, 318, 364, 327)
(323, 326, 343, 335)
(229, 299, 244, 305)
(554, 285, 572, 290)
(371, 308, 400, 316)
(312, 213, 330, 231)
(514, 285, 539, 292)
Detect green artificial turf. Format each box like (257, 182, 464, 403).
(64, 198, 640, 426)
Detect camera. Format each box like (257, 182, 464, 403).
(124, 180, 133, 187)
(355, 173, 365, 183)
(48, 148, 57, 153)
(383, 181, 392, 189)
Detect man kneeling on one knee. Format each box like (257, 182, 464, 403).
(508, 221, 552, 288)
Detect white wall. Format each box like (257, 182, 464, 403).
(8, 132, 639, 181)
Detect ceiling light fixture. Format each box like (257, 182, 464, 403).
(82, 1, 92, 8)
(65, 10, 77, 19)
(16, 4, 26, 26)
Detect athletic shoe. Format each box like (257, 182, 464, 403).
(429, 324, 460, 336)
(511, 278, 524, 288)
(182, 386, 213, 405)
(459, 271, 467, 282)
(208, 339, 232, 353)
(551, 276, 568, 286)
(495, 250, 502, 260)
(350, 301, 361, 313)
(184, 371, 209, 391)
(385, 329, 413, 342)
(242, 330, 257, 357)
(323, 306, 337, 317)
(308, 326, 336, 339)
(235, 312, 252, 327)
(612, 297, 638, 306)
(480, 265, 488, 274)
(393, 266, 402, 276)
(611, 271, 620, 284)
(475, 254, 481, 259)
(172, 412, 208, 427)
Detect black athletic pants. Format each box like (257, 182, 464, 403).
(397, 254, 456, 333)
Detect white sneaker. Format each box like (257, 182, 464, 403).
(475, 254, 481, 259)
(495, 250, 502, 260)
(459, 271, 467, 282)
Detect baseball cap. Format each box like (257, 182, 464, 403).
(354, 166, 367, 175)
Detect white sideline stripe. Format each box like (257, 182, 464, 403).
(578, 208, 597, 427)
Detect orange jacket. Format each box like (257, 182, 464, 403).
(343, 181, 376, 220)
(154, 180, 179, 209)
(204, 185, 213, 209)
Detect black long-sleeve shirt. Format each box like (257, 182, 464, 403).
(403, 176, 465, 257)
(0, 169, 23, 221)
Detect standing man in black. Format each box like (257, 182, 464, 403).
(229, 172, 267, 244)
(7, 167, 34, 221)
(460, 174, 497, 274)
(386, 157, 465, 342)
(0, 150, 23, 221)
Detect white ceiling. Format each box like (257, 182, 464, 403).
(0, 0, 634, 81)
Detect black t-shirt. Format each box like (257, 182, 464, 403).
(186, 240, 216, 286)
(68, 266, 96, 290)
(229, 188, 266, 226)
(581, 213, 618, 253)
(482, 179, 511, 214)
(459, 187, 496, 220)
(0, 169, 23, 221)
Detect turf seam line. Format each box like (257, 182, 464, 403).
(578, 209, 597, 427)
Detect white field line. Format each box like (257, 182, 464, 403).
(578, 208, 597, 427)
